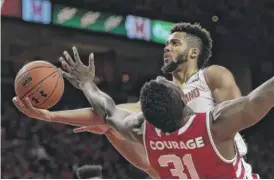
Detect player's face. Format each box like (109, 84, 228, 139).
(163, 32, 189, 73)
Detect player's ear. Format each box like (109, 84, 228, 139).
(188, 48, 200, 60)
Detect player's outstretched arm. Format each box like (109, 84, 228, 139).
(211, 76, 274, 140)
(13, 97, 103, 126)
(13, 96, 140, 127)
(59, 47, 142, 142)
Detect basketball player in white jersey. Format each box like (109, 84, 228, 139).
(13, 23, 255, 178)
(160, 23, 254, 177)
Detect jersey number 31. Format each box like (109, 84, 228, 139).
(158, 154, 199, 179)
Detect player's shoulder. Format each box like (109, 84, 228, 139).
(204, 65, 235, 88)
(205, 65, 232, 76)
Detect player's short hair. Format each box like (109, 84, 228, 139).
(76, 165, 102, 179)
(140, 80, 185, 133)
(171, 22, 212, 68)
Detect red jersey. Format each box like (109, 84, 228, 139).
(144, 112, 246, 179)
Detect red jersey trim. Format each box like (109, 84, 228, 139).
(205, 112, 237, 163)
(178, 114, 196, 135)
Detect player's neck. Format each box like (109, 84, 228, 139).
(172, 67, 198, 87)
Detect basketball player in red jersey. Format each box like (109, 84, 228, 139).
(138, 77, 273, 178)
(49, 51, 274, 178)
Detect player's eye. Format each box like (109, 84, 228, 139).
(172, 41, 179, 46)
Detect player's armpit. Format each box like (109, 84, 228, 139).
(205, 65, 241, 103)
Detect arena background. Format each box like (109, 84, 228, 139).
(1, 0, 274, 178)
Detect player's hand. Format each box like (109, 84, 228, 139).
(12, 97, 52, 121)
(73, 125, 110, 135)
(59, 46, 95, 89)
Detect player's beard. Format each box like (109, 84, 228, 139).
(161, 53, 188, 74)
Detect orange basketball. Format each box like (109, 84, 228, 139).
(14, 61, 64, 109)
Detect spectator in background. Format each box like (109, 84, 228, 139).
(121, 73, 132, 93)
(120, 73, 139, 102)
(76, 165, 103, 179)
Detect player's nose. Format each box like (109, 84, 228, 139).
(164, 45, 171, 53)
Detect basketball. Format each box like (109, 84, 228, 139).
(14, 61, 64, 109)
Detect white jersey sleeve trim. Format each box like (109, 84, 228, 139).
(178, 114, 196, 135)
(205, 112, 237, 163)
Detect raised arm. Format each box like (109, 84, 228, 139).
(211, 76, 274, 140)
(59, 47, 142, 142)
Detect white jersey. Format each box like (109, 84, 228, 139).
(181, 69, 215, 112)
(180, 68, 254, 178)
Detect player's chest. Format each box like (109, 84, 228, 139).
(181, 84, 212, 104)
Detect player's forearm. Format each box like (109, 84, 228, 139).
(49, 103, 140, 127)
(247, 76, 274, 121)
(104, 129, 159, 178)
(80, 81, 116, 120)
(50, 108, 104, 127)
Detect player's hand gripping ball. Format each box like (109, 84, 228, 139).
(14, 61, 64, 109)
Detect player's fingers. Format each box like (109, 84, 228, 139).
(72, 47, 83, 65)
(23, 97, 36, 111)
(73, 126, 88, 133)
(59, 57, 72, 73)
(157, 76, 170, 86)
(63, 50, 75, 67)
(156, 76, 166, 81)
(59, 68, 79, 86)
(12, 97, 23, 110)
(59, 68, 73, 79)
(89, 53, 95, 71)
(12, 97, 30, 115)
